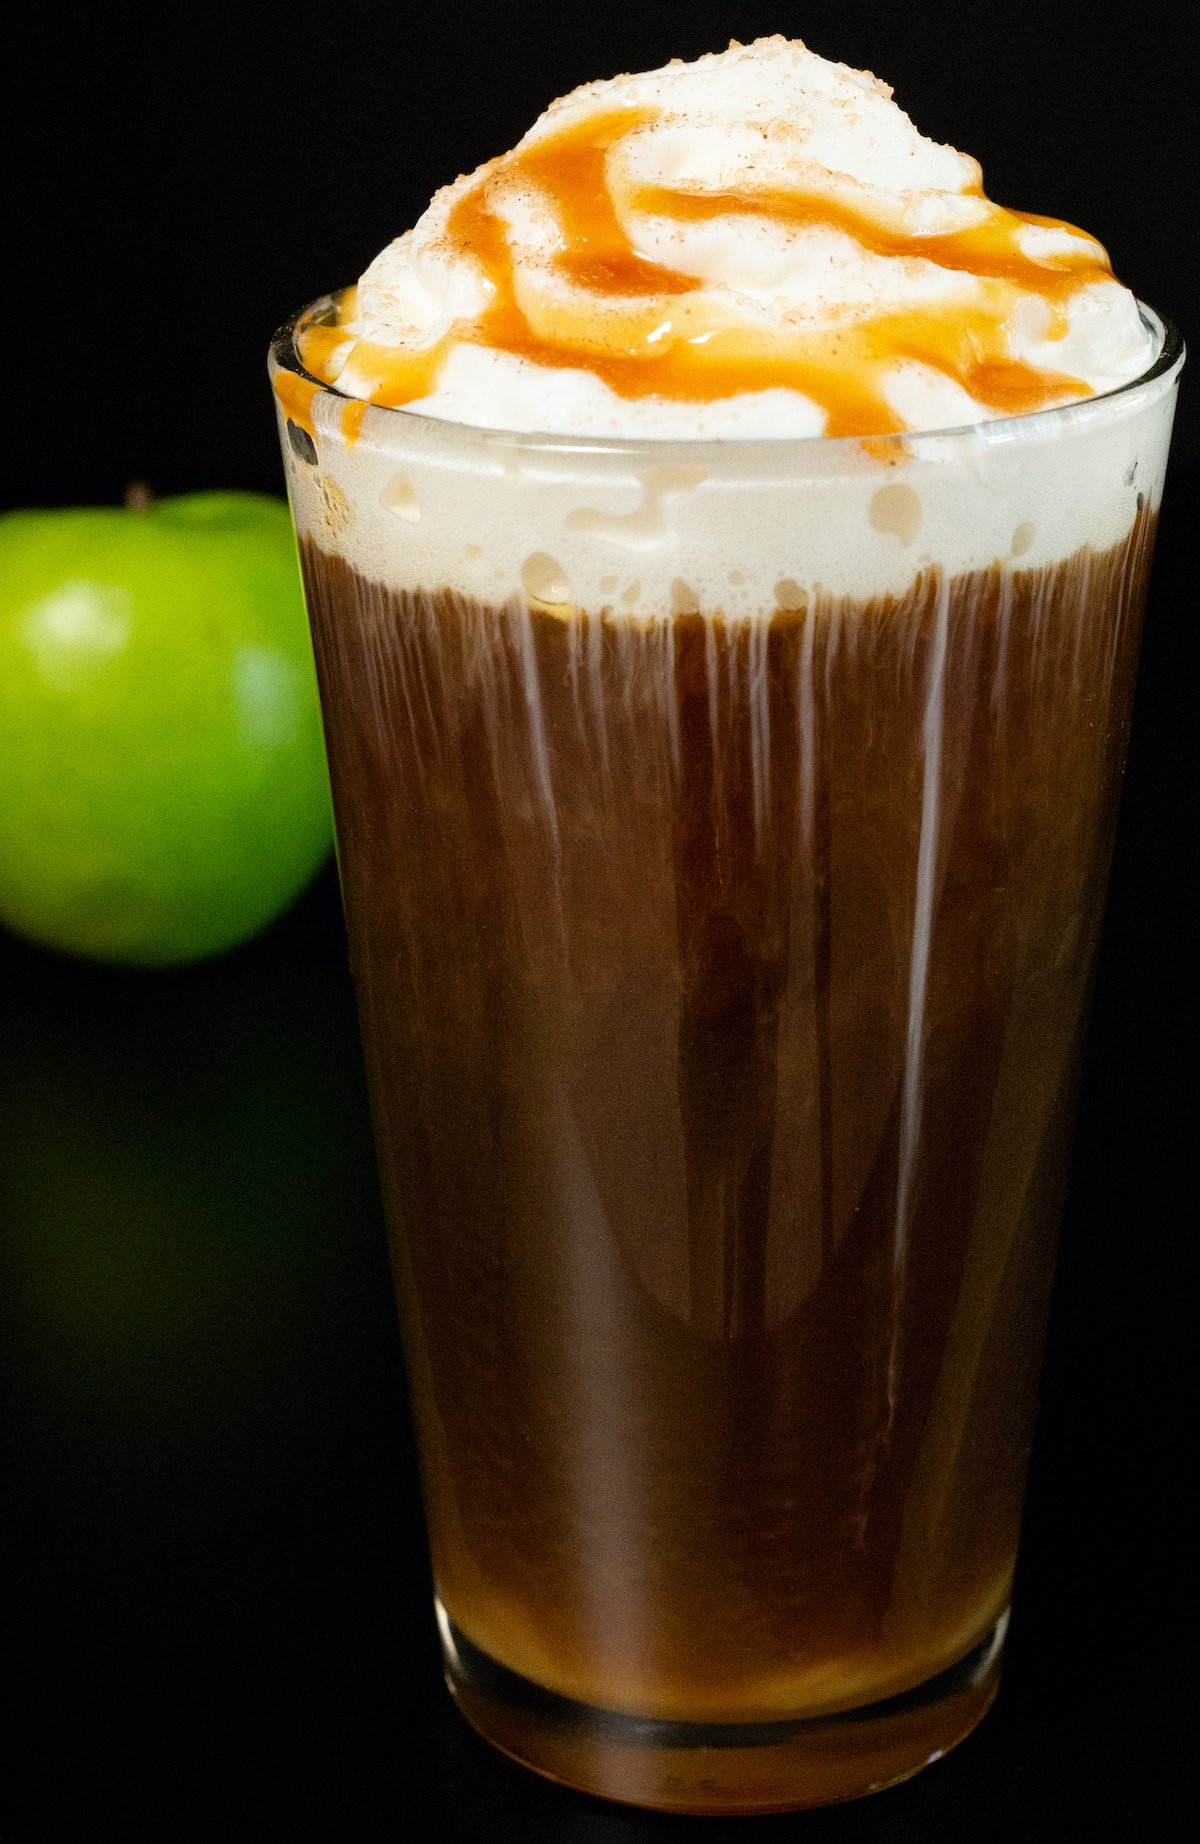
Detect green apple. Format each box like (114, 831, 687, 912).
(0, 491, 332, 966)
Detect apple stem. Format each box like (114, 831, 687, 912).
(124, 480, 155, 511)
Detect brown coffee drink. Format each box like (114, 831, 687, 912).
(271, 33, 1181, 1812)
(296, 509, 1155, 1750)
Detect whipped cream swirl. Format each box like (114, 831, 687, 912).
(302, 37, 1156, 438)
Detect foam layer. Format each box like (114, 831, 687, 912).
(275, 322, 1177, 615)
(299, 38, 1156, 439)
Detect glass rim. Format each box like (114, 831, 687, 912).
(269, 292, 1184, 459)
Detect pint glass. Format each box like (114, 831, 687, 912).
(270, 303, 1181, 1813)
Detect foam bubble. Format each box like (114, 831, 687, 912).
(381, 473, 421, 522)
(870, 483, 923, 546)
(521, 552, 572, 607)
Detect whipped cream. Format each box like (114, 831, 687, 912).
(303, 37, 1156, 439)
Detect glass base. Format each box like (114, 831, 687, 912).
(437, 1600, 1007, 1815)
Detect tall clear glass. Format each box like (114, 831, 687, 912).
(269, 304, 1182, 1814)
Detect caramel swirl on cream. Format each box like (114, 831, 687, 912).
(298, 38, 1155, 439)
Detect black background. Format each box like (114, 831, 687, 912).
(4, 3, 1197, 1839)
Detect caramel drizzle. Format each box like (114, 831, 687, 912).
(274, 368, 320, 438)
(274, 358, 368, 447)
(297, 104, 1116, 437)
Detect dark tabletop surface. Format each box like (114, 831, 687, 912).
(2, 468, 1195, 1843)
